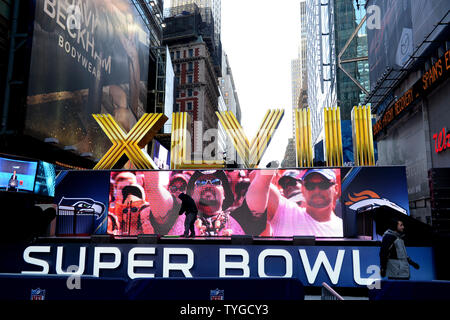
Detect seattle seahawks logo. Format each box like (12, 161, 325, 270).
(58, 197, 105, 220)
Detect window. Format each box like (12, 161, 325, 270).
(170, 52, 174, 60)
(188, 89, 193, 97)
(188, 62, 193, 72)
(176, 64, 180, 73)
(176, 77, 180, 85)
(176, 51, 180, 59)
(187, 102, 193, 111)
(175, 103, 180, 112)
(189, 49, 194, 57)
(188, 75, 193, 84)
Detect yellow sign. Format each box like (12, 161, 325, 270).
(351, 105, 375, 166)
(171, 112, 225, 170)
(324, 107, 343, 167)
(93, 113, 167, 170)
(217, 109, 284, 168)
(295, 108, 313, 167)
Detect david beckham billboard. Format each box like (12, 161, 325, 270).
(25, 0, 151, 159)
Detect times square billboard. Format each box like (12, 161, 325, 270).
(367, 0, 450, 91)
(24, 0, 151, 160)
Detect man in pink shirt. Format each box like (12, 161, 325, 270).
(246, 169, 342, 237)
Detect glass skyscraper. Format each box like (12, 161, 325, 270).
(307, 0, 370, 150)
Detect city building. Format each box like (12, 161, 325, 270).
(166, 0, 222, 76)
(306, 0, 369, 161)
(163, 4, 221, 160)
(285, 0, 309, 166)
(218, 51, 242, 166)
(281, 137, 297, 168)
(169, 0, 221, 48)
(365, 0, 450, 227)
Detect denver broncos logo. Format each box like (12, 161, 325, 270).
(345, 190, 407, 214)
(345, 190, 381, 206)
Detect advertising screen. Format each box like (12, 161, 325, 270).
(367, 0, 450, 90)
(108, 169, 344, 237)
(25, 0, 150, 160)
(0, 156, 38, 192)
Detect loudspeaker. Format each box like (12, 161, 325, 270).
(231, 235, 253, 245)
(90, 234, 114, 243)
(292, 236, 315, 246)
(137, 234, 160, 244)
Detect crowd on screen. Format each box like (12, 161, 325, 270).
(107, 169, 343, 237)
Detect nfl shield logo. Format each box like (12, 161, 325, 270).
(210, 288, 224, 300)
(30, 288, 46, 300)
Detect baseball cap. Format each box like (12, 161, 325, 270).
(302, 169, 336, 182)
(187, 170, 234, 210)
(170, 173, 189, 185)
(278, 170, 302, 188)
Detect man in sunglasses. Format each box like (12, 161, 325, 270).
(246, 169, 343, 237)
(168, 170, 245, 236)
(278, 170, 306, 207)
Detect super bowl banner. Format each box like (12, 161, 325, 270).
(54, 167, 410, 238)
(0, 243, 436, 288)
(25, 0, 150, 160)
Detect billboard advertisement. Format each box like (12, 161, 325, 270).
(25, 0, 150, 159)
(367, 0, 450, 90)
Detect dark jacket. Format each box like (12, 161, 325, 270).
(178, 193, 198, 216)
(380, 229, 415, 279)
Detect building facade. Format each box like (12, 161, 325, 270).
(366, 0, 450, 227)
(306, 0, 369, 161)
(170, 0, 221, 48)
(164, 6, 221, 160)
(219, 50, 242, 166)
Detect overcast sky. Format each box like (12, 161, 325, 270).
(165, 0, 301, 166)
(221, 0, 301, 166)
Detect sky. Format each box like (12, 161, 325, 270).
(165, 0, 302, 166)
(221, 0, 301, 166)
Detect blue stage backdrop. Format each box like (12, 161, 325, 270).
(55, 171, 110, 236)
(0, 243, 436, 288)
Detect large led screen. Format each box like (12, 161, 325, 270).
(25, 0, 150, 160)
(108, 169, 344, 237)
(0, 157, 38, 192)
(51, 167, 411, 238)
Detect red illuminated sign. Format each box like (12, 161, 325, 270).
(433, 127, 450, 154)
